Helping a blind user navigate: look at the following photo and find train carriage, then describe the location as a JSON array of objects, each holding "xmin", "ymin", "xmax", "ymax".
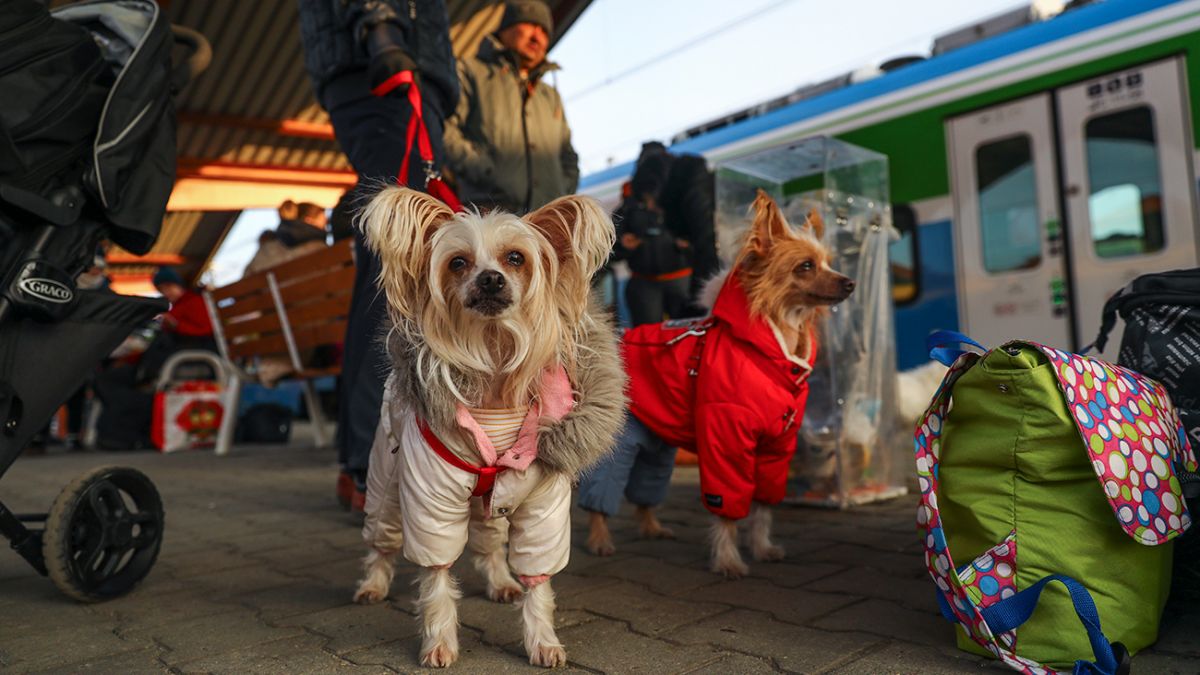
[{"xmin": 580, "ymin": 0, "xmax": 1200, "ymax": 368}]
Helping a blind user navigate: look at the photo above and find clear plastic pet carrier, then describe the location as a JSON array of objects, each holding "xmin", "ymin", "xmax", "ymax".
[{"xmin": 714, "ymin": 136, "xmax": 904, "ymax": 507}]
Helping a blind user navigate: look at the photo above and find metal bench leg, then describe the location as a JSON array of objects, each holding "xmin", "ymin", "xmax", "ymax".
[
  {"xmin": 216, "ymin": 372, "xmax": 241, "ymax": 457},
  {"xmin": 303, "ymin": 379, "xmax": 330, "ymax": 447}
]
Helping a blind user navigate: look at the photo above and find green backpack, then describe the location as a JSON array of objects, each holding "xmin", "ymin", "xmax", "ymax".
[{"xmin": 916, "ymin": 333, "xmax": 1197, "ymax": 674}]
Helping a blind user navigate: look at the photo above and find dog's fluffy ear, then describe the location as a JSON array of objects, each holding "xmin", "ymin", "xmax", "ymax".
[
  {"xmin": 747, "ymin": 189, "xmax": 792, "ymax": 255},
  {"xmin": 804, "ymin": 209, "xmax": 825, "ymax": 240},
  {"xmin": 356, "ymin": 186, "xmax": 454, "ymax": 319},
  {"xmin": 525, "ymin": 195, "xmax": 616, "ymax": 280}
]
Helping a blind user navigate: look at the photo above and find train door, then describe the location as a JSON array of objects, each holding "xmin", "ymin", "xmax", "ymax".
[
  {"xmin": 1056, "ymin": 57, "xmax": 1200, "ymax": 359},
  {"xmin": 947, "ymin": 94, "xmax": 1072, "ymax": 349}
]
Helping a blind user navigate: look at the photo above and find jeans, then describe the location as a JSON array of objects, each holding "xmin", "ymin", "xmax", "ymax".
[
  {"xmin": 327, "ymin": 86, "xmax": 446, "ymax": 480},
  {"xmin": 576, "ymin": 415, "xmax": 677, "ymax": 516}
]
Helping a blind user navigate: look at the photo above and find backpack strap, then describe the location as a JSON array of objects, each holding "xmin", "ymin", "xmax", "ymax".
[
  {"xmin": 926, "ymin": 330, "xmax": 986, "ymax": 367},
  {"xmin": 979, "ymin": 575, "xmax": 1130, "ymax": 675}
]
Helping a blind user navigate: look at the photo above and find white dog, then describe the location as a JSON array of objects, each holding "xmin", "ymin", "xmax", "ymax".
[{"xmin": 351, "ymin": 187, "xmax": 625, "ymax": 668}]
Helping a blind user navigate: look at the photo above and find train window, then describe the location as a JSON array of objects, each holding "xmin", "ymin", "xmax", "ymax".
[
  {"xmin": 890, "ymin": 204, "xmax": 918, "ymax": 304},
  {"xmin": 1085, "ymin": 106, "xmax": 1165, "ymax": 258},
  {"xmin": 975, "ymin": 135, "xmax": 1042, "ymax": 273}
]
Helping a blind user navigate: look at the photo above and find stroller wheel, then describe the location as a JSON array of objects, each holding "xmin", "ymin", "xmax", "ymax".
[{"xmin": 42, "ymin": 466, "xmax": 164, "ymax": 602}]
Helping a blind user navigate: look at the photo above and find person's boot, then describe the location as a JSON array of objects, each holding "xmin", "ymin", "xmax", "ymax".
[
  {"xmin": 350, "ymin": 471, "xmax": 367, "ymax": 514},
  {"xmin": 336, "ymin": 470, "xmax": 354, "ymax": 510}
]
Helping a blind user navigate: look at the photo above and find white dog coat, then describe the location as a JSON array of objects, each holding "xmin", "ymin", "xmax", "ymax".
[{"xmin": 362, "ymin": 367, "xmax": 575, "ymax": 577}]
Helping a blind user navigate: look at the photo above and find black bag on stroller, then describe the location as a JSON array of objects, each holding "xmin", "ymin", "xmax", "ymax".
[
  {"xmin": 0, "ymin": 0, "xmax": 207, "ymax": 602},
  {"xmin": 1091, "ymin": 267, "xmax": 1200, "ymax": 603}
]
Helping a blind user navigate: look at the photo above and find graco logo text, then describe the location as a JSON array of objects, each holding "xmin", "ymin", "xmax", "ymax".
[{"xmin": 18, "ymin": 278, "xmax": 73, "ymax": 304}]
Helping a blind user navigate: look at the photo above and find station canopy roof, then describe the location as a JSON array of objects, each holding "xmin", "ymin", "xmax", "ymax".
[{"xmin": 56, "ymin": 0, "xmax": 591, "ymax": 290}]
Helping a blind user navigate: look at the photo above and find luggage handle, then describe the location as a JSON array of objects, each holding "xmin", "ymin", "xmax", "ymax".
[
  {"xmin": 936, "ymin": 573, "xmax": 1130, "ymax": 675},
  {"xmin": 926, "ymin": 330, "xmax": 986, "ymax": 367}
]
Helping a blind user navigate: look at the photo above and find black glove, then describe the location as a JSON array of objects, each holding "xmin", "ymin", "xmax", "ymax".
[{"xmin": 366, "ymin": 23, "xmax": 419, "ymax": 96}]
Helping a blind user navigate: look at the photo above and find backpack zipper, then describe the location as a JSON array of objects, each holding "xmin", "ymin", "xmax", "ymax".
[{"xmin": 0, "ymin": 12, "xmax": 53, "ymax": 52}]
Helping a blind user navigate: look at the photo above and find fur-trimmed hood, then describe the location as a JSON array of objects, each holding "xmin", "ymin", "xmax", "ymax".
[{"xmin": 384, "ymin": 295, "xmax": 626, "ymax": 478}]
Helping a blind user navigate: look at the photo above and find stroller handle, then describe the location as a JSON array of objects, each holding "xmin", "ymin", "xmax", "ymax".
[{"xmin": 170, "ymin": 25, "xmax": 211, "ymax": 92}]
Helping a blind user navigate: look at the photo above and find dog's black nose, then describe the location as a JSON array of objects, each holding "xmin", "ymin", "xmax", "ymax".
[
  {"xmin": 843, "ymin": 279, "xmax": 856, "ymax": 294},
  {"xmin": 477, "ymin": 270, "xmax": 506, "ymax": 295}
]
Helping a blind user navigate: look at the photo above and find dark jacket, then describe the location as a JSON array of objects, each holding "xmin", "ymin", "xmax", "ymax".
[
  {"xmin": 661, "ymin": 154, "xmax": 719, "ymax": 286},
  {"xmin": 443, "ymin": 36, "xmax": 579, "ymax": 213},
  {"xmin": 297, "ymin": 0, "xmax": 458, "ymax": 112}
]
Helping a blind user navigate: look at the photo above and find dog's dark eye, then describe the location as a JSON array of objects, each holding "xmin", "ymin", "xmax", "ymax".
[
  {"xmin": 506, "ymin": 251, "xmax": 525, "ymax": 267},
  {"xmin": 449, "ymin": 257, "xmax": 469, "ymax": 272},
  {"xmin": 795, "ymin": 261, "xmax": 815, "ymax": 274}
]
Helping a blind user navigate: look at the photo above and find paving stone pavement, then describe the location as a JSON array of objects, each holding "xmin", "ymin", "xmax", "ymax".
[{"xmin": 1, "ymin": 444, "xmax": 1198, "ymax": 674}]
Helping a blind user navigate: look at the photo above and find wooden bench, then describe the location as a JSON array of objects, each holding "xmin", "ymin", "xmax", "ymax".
[{"xmin": 202, "ymin": 239, "xmax": 355, "ymax": 455}]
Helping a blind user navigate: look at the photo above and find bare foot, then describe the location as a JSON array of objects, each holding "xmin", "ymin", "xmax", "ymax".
[
  {"xmin": 586, "ymin": 511, "xmax": 615, "ymax": 556},
  {"xmin": 635, "ymin": 505, "xmax": 675, "ymax": 540}
]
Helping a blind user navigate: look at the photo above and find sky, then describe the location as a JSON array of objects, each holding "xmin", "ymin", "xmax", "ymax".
[
  {"xmin": 548, "ymin": 0, "xmax": 1028, "ymax": 175},
  {"xmin": 208, "ymin": 0, "xmax": 1028, "ymax": 285}
]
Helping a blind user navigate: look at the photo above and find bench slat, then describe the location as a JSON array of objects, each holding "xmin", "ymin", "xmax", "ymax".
[
  {"xmin": 211, "ymin": 272, "xmax": 269, "ymax": 302},
  {"xmin": 278, "ymin": 266, "xmax": 356, "ymax": 305},
  {"xmin": 223, "ymin": 311, "xmax": 285, "ymax": 339},
  {"xmin": 280, "ymin": 297, "xmax": 350, "ymax": 330},
  {"xmin": 272, "ymin": 239, "xmax": 354, "ymax": 285}
]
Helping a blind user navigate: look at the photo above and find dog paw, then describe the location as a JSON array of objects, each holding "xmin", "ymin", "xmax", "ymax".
[
  {"xmin": 352, "ymin": 584, "xmax": 387, "ymax": 605},
  {"xmin": 712, "ymin": 558, "xmax": 749, "ymax": 580},
  {"xmin": 488, "ymin": 583, "xmax": 524, "ymax": 603},
  {"xmin": 421, "ymin": 643, "xmax": 458, "ymax": 668},
  {"xmin": 752, "ymin": 544, "xmax": 786, "ymax": 562},
  {"xmin": 529, "ymin": 644, "xmax": 567, "ymax": 668}
]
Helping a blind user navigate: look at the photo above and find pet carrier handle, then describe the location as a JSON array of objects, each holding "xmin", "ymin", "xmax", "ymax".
[
  {"xmin": 978, "ymin": 574, "xmax": 1129, "ymax": 675},
  {"xmin": 927, "ymin": 330, "xmax": 986, "ymax": 367}
]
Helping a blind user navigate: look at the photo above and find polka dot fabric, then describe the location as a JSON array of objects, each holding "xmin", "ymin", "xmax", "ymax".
[
  {"xmin": 916, "ymin": 353, "xmax": 1063, "ymax": 674},
  {"xmin": 960, "ymin": 532, "xmax": 1020, "ymax": 651},
  {"xmin": 1028, "ymin": 341, "xmax": 1197, "ymax": 545}
]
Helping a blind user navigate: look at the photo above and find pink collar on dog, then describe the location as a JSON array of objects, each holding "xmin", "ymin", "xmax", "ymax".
[{"xmin": 453, "ymin": 365, "xmax": 575, "ymax": 471}]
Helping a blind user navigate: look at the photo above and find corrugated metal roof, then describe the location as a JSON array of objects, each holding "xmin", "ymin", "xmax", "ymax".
[{"xmin": 82, "ymin": 0, "xmax": 592, "ymax": 284}]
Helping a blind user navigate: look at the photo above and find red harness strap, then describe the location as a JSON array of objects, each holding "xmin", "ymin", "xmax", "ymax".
[
  {"xmin": 417, "ymin": 419, "xmax": 506, "ymax": 498},
  {"xmin": 371, "ymin": 71, "xmax": 464, "ymax": 212}
]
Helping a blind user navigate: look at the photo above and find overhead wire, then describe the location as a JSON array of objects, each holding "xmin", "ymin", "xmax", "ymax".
[{"xmin": 563, "ymin": 0, "xmax": 804, "ymax": 102}]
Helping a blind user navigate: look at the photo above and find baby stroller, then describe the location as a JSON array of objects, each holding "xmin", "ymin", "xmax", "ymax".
[{"xmin": 0, "ymin": 0, "xmax": 208, "ymax": 601}]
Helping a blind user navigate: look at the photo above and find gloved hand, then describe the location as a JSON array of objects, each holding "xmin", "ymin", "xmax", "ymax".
[{"xmin": 366, "ymin": 22, "xmax": 419, "ymax": 96}]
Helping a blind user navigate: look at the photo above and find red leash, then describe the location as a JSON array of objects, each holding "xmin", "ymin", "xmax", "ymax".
[
  {"xmin": 372, "ymin": 71, "xmax": 464, "ymax": 212},
  {"xmin": 417, "ymin": 418, "xmax": 505, "ymax": 498}
]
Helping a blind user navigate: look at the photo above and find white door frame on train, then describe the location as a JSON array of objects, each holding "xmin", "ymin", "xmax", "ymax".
[
  {"xmin": 947, "ymin": 93, "xmax": 1072, "ymax": 350},
  {"xmin": 1057, "ymin": 55, "xmax": 1200, "ymax": 360}
]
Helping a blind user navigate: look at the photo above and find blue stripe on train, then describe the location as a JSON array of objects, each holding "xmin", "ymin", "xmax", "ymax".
[
  {"xmin": 579, "ymin": 0, "xmax": 1181, "ymax": 191},
  {"xmin": 896, "ymin": 219, "xmax": 958, "ymax": 370}
]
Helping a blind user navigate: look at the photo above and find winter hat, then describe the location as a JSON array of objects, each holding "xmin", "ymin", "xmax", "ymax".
[
  {"xmin": 498, "ymin": 0, "xmax": 553, "ymax": 36},
  {"xmin": 152, "ymin": 266, "xmax": 183, "ymax": 288}
]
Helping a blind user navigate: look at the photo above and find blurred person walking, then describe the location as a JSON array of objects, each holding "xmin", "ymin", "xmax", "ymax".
[
  {"xmin": 615, "ymin": 142, "xmax": 718, "ymax": 325},
  {"xmin": 244, "ymin": 200, "xmax": 329, "ymax": 275}
]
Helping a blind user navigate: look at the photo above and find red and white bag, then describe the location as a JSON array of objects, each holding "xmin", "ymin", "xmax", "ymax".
[{"xmin": 151, "ymin": 380, "xmax": 223, "ymax": 452}]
